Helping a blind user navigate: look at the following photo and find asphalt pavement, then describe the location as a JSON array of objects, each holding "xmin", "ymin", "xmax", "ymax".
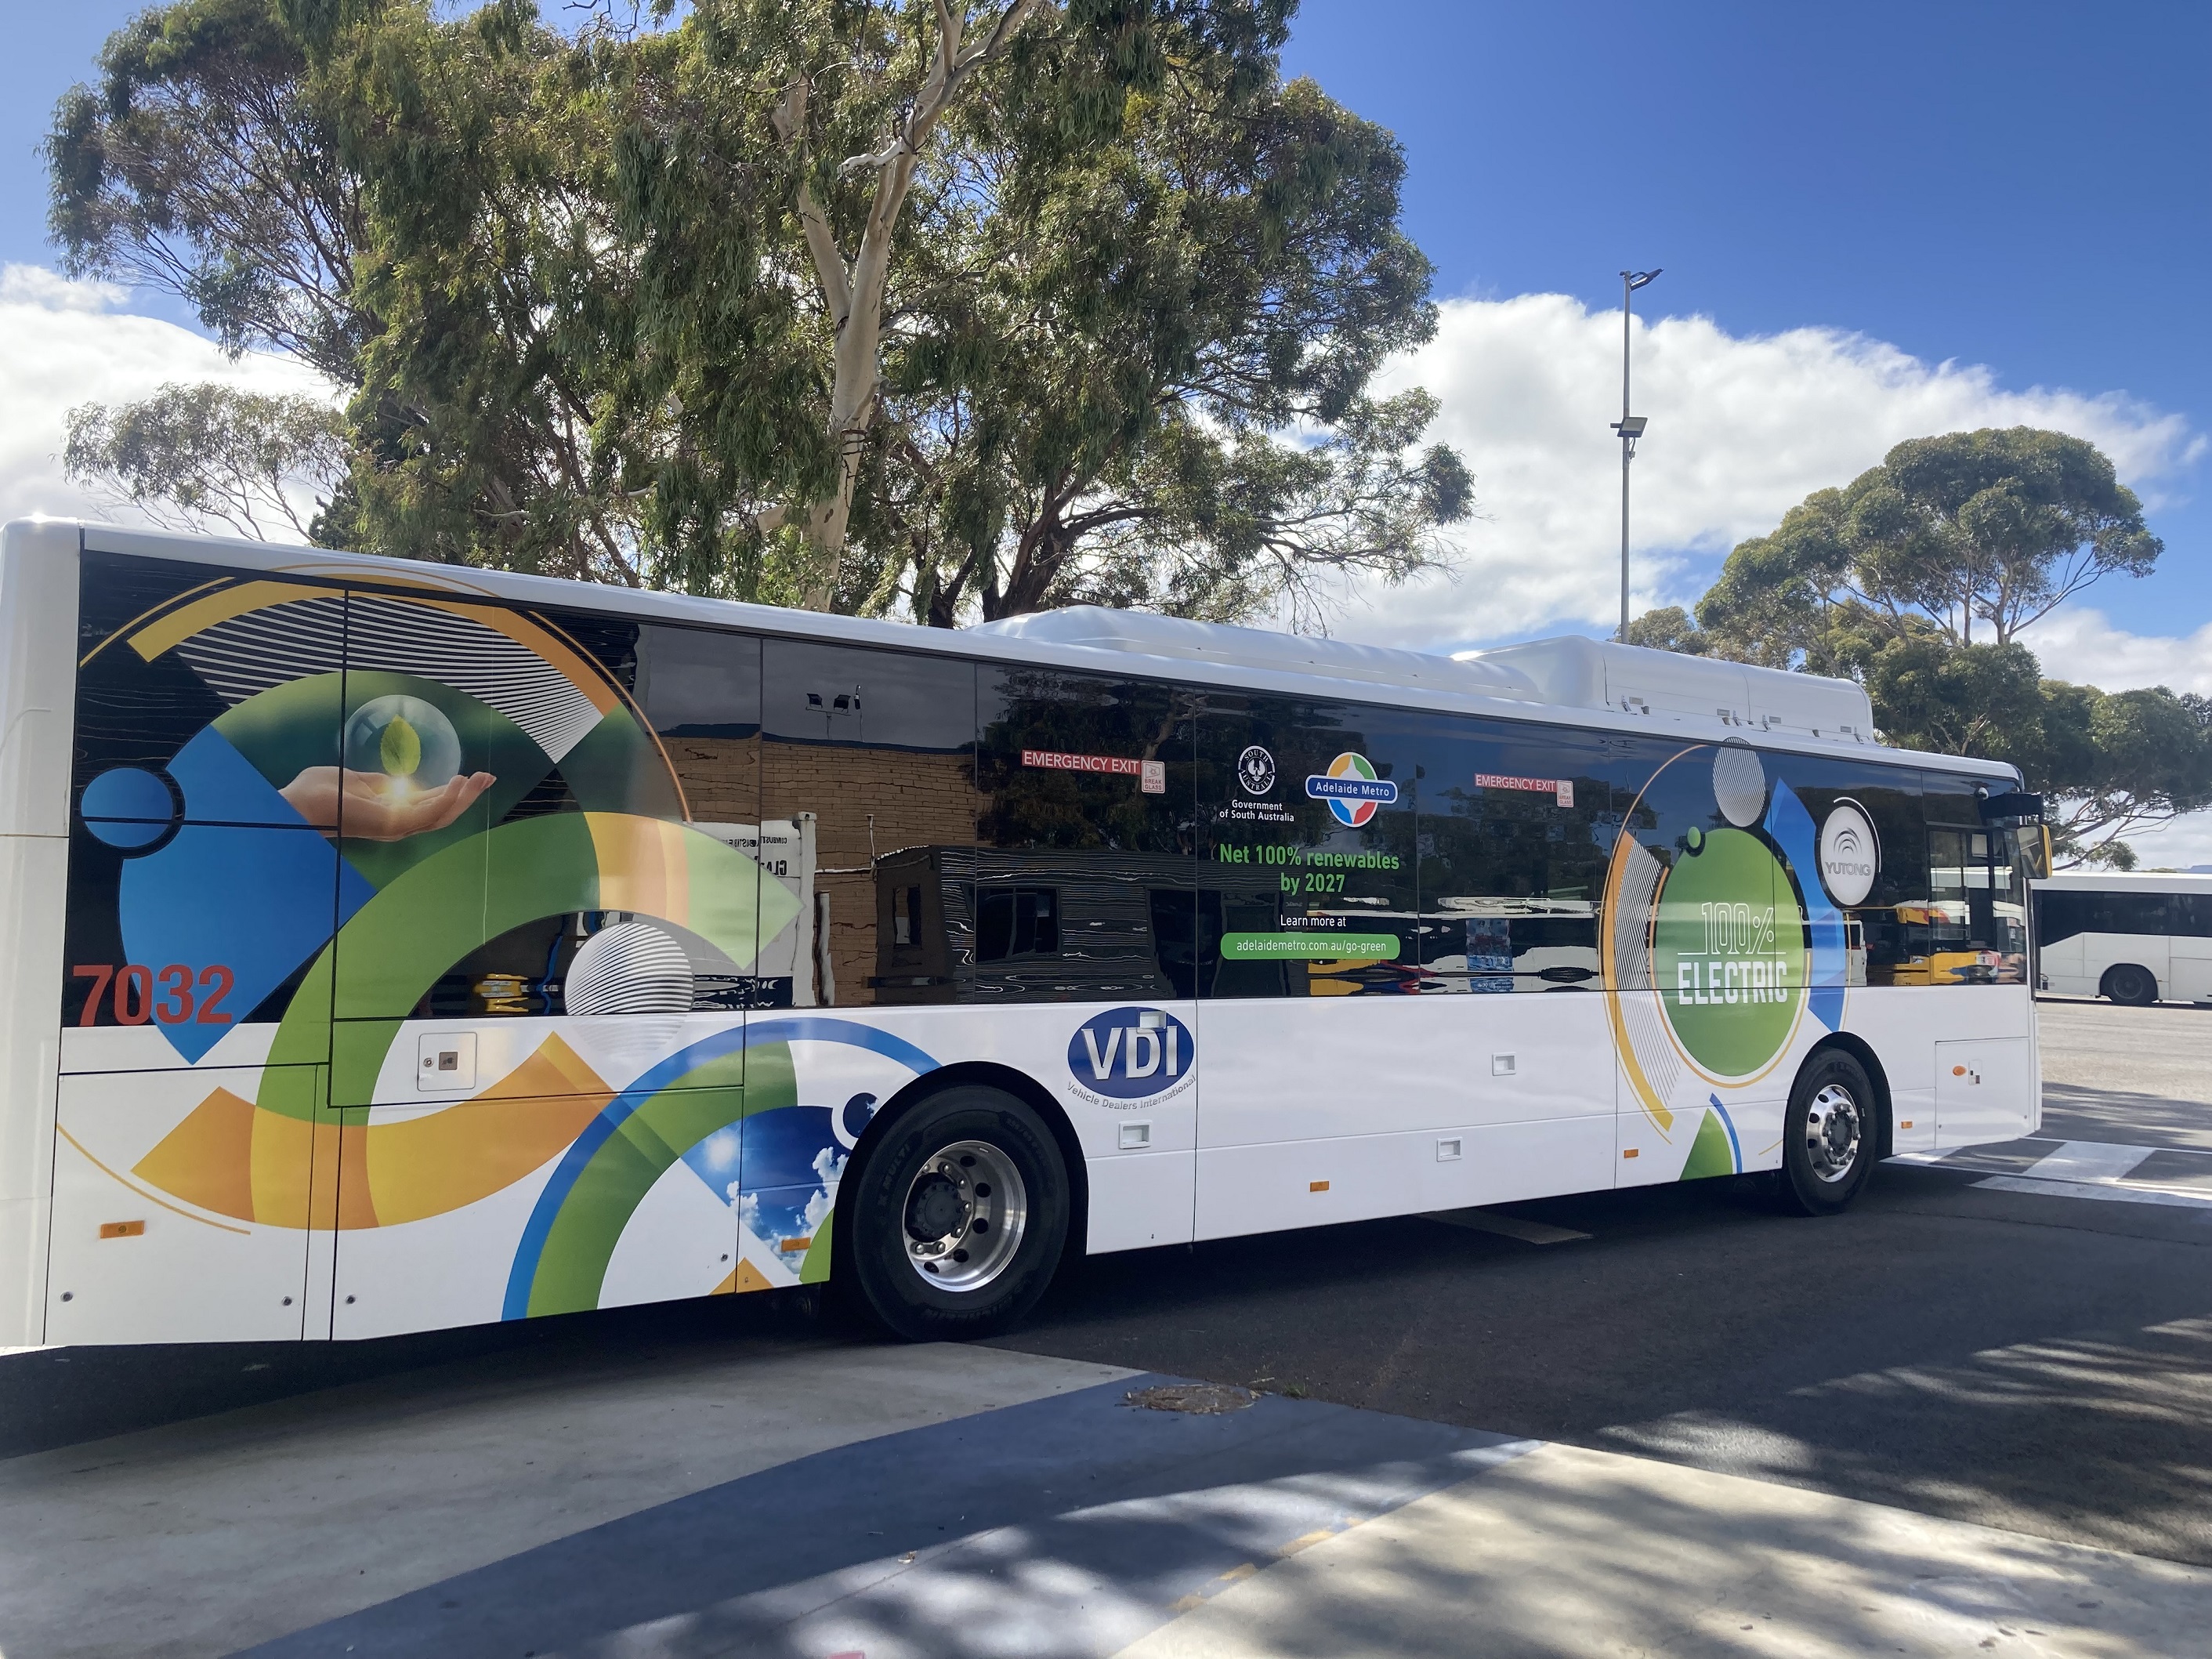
[
  {"xmin": 4, "ymin": 998, "xmax": 2211, "ymax": 1657},
  {"xmin": 994, "ymin": 998, "xmax": 2212, "ymax": 1566}
]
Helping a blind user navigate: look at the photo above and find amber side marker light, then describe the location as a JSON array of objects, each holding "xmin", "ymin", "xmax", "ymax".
[{"xmin": 99, "ymin": 1220, "xmax": 146, "ymax": 1239}]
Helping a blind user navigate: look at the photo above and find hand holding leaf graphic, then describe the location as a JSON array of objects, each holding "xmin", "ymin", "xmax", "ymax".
[{"xmin": 280, "ymin": 767, "xmax": 495, "ymax": 839}]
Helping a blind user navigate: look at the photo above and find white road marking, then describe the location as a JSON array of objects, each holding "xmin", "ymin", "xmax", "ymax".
[
  {"xmin": 1893, "ymin": 1138, "xmax": 2212, "ymax": 1209},
  {"xmin": 2018, "ymin": 1139, "xmax": 2156, "ymax": 1183},
  {"xmin": 1972, "ymin": 1175, "xmax": 2212, "ymax": 1209}
]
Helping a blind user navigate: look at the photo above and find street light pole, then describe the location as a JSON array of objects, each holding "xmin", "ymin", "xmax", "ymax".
[{"xmin": 1613, "ymin": 268, "xmax": 1660, "ymax": 643}]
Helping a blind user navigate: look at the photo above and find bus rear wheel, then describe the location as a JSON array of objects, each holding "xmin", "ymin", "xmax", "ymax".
[
  {"xmin": 1778, "ymin": 1049, "xmax": 1878, "ymax": 1216},
  {"xmin": 841, "ymin": 1085, "xmax": 1070, "ymax": 1342},
  {"xmin": 2104, "ymin": 963, "xmax": 2160, "ymax": 1007}
]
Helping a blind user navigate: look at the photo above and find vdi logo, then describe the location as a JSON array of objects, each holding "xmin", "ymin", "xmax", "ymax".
[{"xmin": 1066, "ymin": 1006, "xmax": 1195, "ymax": 1103}]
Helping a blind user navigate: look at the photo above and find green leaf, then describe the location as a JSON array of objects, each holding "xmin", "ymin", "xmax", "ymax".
[{"xmin": 379, "ymin": 714, "xmax": 420, "ymax": 777}]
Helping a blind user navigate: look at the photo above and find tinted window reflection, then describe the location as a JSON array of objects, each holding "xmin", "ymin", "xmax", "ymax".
[
  {"xmin": 969, "ymin": 666, "xmax": 1194, "ymax": 1002},
  {"xmin": 759, "ymin": 641, "xmax": 978, "ymax": 1008}
]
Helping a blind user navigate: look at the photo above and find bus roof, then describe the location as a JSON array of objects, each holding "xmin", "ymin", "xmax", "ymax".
[
  {"xmin": 13, "ymin": 517, "xmax": 2018, "ymax": 781},
  {"xmin": 2033, "ymin": 871, "xmax": 2212, "ymax": 893}
]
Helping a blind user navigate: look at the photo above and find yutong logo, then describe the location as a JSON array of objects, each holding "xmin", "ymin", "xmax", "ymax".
[
  {"xmin": 1066, "ymin": 1007, "xmax": 1195, "ymax": 1107},
  {"xmin": 1305, "ymin": 752, "xmax": 1399, "ymax": 828},
  {"xmin": 1818, "ymin": 800, "xmax": 1879, "ymax": 906}
]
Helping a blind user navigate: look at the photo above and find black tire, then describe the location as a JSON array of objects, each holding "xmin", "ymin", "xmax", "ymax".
[
  {"xmin": 1778, "ymin": 1048, "xmax": 1879, "ymax": 1216},
  {"xmin": 2105, "ymin": 963, "xmax": 2160, "ymax": 1007},
  {"xmin": 839, "ymin": 1085, "xmax": 1070, "ymax": 1341}
]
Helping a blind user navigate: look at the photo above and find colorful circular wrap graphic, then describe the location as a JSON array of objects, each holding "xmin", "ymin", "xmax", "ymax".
[
  {"xmin": 1603, "ymin": 743, "xmax": 1849, "ymax": 1168},
  {"xmin": 75, "ymin": 574, "xmax": 899, "ymax": 1322},
  {"xmin": 1651, "ymin": 826, "xmax": 1807, "ymax": 1079}
]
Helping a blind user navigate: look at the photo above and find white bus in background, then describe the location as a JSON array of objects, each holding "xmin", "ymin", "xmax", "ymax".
[
  {"xmin": 2033, "ymin": 871, "xmax": 2212, "ymax": 1006},
  {"xmin": 0, "ymin": 519, "xmax": 2045, "ymax": 1351}
]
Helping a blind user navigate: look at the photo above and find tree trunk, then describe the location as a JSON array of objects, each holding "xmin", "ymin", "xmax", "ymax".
[{"xmin": 774, "ymin": 2, "xmax": 1044, "ymax": 612}]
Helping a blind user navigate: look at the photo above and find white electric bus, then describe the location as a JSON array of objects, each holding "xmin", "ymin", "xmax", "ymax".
[
  {"xmin": 2033, "ymin": 871, "xmax": 2212, "ymax": 1005},
  {"xmin": 0, "ymin": 519, "xmax": 2044, "ymax": 1348}
]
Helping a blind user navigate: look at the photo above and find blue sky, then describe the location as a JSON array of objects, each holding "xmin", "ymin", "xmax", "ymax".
[
  {"xmin": 1276, "ymin": 0, "xmax": 2210, "ymax": 641},
  {"xmin": 2, "ymin": 2, "xmax": 2204, "ymax": 647}
]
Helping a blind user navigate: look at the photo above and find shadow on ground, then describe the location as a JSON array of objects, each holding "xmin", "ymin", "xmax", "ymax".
[
  {"xmin": 993, "ymin": 1169, "xmax": 2212, "ymax": 1564},
  {"xmin": 0, "ymin": 1286, "xmax": 867, "ymax": 1459}
]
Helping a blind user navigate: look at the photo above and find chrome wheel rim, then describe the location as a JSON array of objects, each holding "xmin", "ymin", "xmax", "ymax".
[
  {"xmin": 1804, "ymin": 1083, "xmax": 1863, "ymax": 1183},
  {"xmin": 901, "ymin": 1139, "xmax": 1027, "ymax": 1292}
]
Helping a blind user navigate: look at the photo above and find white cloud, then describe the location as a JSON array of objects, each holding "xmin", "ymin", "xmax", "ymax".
[
  {"xmin": 0, "ymin": 263, "xmax": 338, "ymax": 528},
  {"xmin": 2019, "ymin": 607, "xmax": 2212, "ymax": 698},
  {"xmin": 0, "ymin": 266, "xmax": 127, "ymax": 312},
  {"xmin": 1340, "ymin": 292, "xmax": 2205, "ymax": 652}
]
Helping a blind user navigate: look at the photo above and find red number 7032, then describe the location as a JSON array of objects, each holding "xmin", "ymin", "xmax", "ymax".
[{"xmin": 71, "ymin": 964, "xmax": 234, "ymax": 1027}]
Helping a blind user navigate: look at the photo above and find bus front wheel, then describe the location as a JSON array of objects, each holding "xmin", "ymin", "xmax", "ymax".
[
  {"xmin": 841, "ymin": 1085, "xmax": 1070, "ymax": 1341},
  {"xmin": 2103, "ymin": 964, "xmax": 2160, "ymax": 1007},
  {"xmin": 1778, "ymin": 1049, "xmax": 1878, "ymax": 1217}
]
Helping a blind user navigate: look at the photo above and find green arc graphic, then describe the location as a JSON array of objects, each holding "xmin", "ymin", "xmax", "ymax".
[{"xmin": 255, "ymin": 812, "xmax": 798, "ymax": 1118}]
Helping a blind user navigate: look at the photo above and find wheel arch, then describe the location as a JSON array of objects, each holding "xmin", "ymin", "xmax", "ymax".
[
  {"xmin": 1801, "ymin": 1031, "xmax": 1894, "ymax": 1161},
  {"xmin": 2099, "ymin": 962, "xmax": 2161, "ymax": 1004},
  {"xmin": 833, "ymin": 1060, "xmax": 1088, "ymax": 1273}
]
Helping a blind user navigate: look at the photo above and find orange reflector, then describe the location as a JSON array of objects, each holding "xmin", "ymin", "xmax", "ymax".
[
  {"xmin": 1309, "ymin": 1180, "xmax": 1330, "ymax": 1193},
  {"xmin": 1952, "ymin": 1066, "xmax": 1967, "ymax": 1076},
  {"xmin": 778, "ymin": 1237, "xmax": 813, "ymax": 1252},
  {"xmin": 1900, "ymin": 1119, "xmax": 1914, "ymax": 1129},
  {"xmin": 99, "ymin": 1220, "xmax": 146, "ymax": 1239},
  {"xmin": 1622, "ymin": 1148, "xmax": 1639, "ymax": 1160}
]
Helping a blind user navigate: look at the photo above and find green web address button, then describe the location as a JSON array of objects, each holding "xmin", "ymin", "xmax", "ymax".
[{"xmin": 1221, "ymin": 932, "xmax": 1401, "ymax": 961}]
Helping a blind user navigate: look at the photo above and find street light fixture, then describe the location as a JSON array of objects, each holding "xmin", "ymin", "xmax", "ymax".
[{"xmin": 1613, "ymin": 268, "xmax": 1661, "ymax": 643}]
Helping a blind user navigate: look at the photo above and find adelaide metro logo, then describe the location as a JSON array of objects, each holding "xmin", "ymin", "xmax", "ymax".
[
  {"xmin": 1066, "ymin": 1007, "xmax": 1195, "ymax": 1105},
  {"xmin": 1305, "ymin": 752, "xmax": 1399, "ymax": 827},
  {"xmin": 1818, "ymin": 800, "xmax": 1880, "ymax": 907}
]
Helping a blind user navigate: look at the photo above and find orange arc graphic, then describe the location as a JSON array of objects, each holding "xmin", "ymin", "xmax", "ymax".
[{"xmin": 132, "ymin": 1034, "xmax": 618, "ymax": 1230}]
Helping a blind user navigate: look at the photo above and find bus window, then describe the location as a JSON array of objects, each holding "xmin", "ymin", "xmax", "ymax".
[
  {"xmin": 2038, "ymin": 889, "xmax": 2174, "ymax": 942},
  {"xmin": 761, "ymin": 641, "xmax": 979, "ymax": 1008},
  {"xmin": 1747, "ymin": 754, "xmax": 1928, "ymax": 988},
  {"xmin": 1402, "ymin": 713, "xmax": 1614, "ymax": 994},
  {"xmin": 1924, "ymin": 826, "xmax": 2028, "ymax": 983},
  {"xmin": 971, "ymin": 665, "xmax": 1193, "ymax": 1004}
]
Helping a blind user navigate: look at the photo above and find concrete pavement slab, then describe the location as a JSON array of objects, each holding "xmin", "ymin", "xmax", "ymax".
[
  {"xmin": 1114, "ymin": 1440, "xmax": 2212, "ymax": 1659},
  {"xmin": 0, "ymin": 1336, "xmax": 1135, "ymax": 1659},
  {"xmin": 234, "ymin": 1379, "xmax": 1526, "ymax": 1659}
]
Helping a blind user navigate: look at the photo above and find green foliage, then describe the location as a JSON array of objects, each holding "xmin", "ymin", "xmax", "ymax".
[
  {"xmin": 851, "ymin": 49, "xmax": 1466, "ymax": 628},
  {"xmin": 63, "ymin": 382, "xmax": 349, "ymax": 541},
  {"xmin": 1624, "ymin": 605, "xmax": 1707, "ymax": 655},
  {"xmin": 2026, "ymin": 683, "xmax": 2212, "ymax": 863},
  {"xmin": 1858, "ymin": 636, "xmax": 2045, "ymax": 759},
  {"xmin": 48, "ymin": 0, "xmax": 1467, "ymax": 623},
  {"xmin": 47, "ymin": 0, "xmax": 367, "ymax": 382},
  {"xmin": 1698, "ymin": 426, "xmax": 2160, "ymax": 661}
]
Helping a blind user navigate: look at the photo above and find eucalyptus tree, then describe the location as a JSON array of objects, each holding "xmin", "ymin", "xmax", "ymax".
[
  {"xmin": 1696, "ymin": 426, "xmax": 2160, "ymax": 665},
  {"xmin": 49, "ymin": 0, "xmax": 1468, "ymax": 626}
]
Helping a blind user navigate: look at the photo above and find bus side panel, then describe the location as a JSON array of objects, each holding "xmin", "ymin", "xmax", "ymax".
[
  {"xmin": 1845, "ymin": 984, "xmax": 2035, "ymax": 1150},
  {"xmin": 2036, "ymin": 932, "xmax": 2091, "ymax": 997},
  {"xmin": 0, "ymin": 837, "xmax": 67, "ymax": 1348},
  {"xmin": 2082, "ymin": 932, "xmax": 2169, "ymax": 1000},
  {"xmin": 46, "ymin": 1067, "xmax": 321, "ymax": 1344},
  {"xmin": 0, "ymin": 520, "xmax": 79, "ymax": 1349},
  {"xmin": 1191, "ymin": 994, "xmax": 1616, "ymax": 1241}
]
